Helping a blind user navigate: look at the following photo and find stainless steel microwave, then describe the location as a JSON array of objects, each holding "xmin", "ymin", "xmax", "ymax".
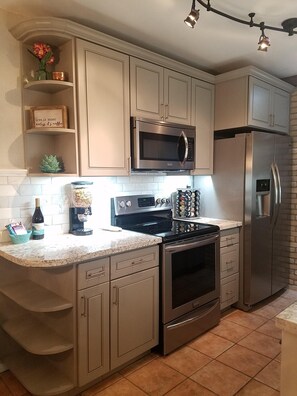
[{"xmin": 131, "ymin": 117, "xmax": 195, "ymax": 171}]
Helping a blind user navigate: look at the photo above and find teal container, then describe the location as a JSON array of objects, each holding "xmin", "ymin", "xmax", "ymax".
[{"xmin": 9, "ymin": 230, "xmax": 32, "ymax": 244}]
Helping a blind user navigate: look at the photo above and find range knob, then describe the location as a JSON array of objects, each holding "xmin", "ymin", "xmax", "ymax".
[
  {"xmin": 166, "ymin": 198, "xmax": 171, "ymax": 204},
  {"xmin": 126, "ymin": 200, "xmax": 132, "ymax": 207},
  {"xmin": 161, "ymin": 198, "xmax": 166, "ymax": 204},
  {"xmin": 118, "ymin": 200, "xmax": 126, "ymax": 208},
  {"xmin": 156, "ymin": 198, "xmax": 161, "ymax": 205}
]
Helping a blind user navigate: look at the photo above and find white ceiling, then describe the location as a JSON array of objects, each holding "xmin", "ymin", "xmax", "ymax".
[{"xmin": 2, "ymin": 0, "xmax": 297, "ymax": 82}]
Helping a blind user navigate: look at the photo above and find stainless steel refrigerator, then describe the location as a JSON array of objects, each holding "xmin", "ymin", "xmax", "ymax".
[{"xmin": 197, "ymin": 132, "xmax": 292, "ymax": 309}]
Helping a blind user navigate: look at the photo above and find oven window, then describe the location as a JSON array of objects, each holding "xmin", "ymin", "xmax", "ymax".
[{"xmin": 171, "ymin": 243, "xmax": 215, "ymax": 309}]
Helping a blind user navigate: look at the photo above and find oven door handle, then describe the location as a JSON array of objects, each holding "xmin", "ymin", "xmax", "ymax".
[{"xmin": 165, "ymin": 234, "xmax": 219, "ymax": 253}]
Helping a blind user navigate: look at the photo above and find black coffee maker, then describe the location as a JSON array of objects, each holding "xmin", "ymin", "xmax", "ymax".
[{"xmin": 69, "ymin": 181, "xmax": 93, "ymax": 235}]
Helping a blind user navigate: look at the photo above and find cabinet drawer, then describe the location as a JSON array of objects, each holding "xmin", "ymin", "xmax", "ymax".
[
  {"xmin": 111, "ymin": 246, "xmax": 159, "ymax": 280},
  {"xmin": 221, "ymin": 244, "xmax": 239, "ymax": 279},
  {"xmin": 77, "ymin": 258, "xmax": 110, "ymax": 290},
  {"xmin": 220, "ymin": 273, "xmax": 239, "ymax": 310},
  {"xmin": 220, "ymin": 228, "xmax": 239, "ymax": 248}
]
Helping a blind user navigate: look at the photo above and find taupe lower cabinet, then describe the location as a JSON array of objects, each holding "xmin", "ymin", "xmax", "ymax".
[
  {"xmin": 77, "ymin": 256, "xmax": 110, "ymax": 386},
  {"xmin": 77, "ymin": 246, "xmax": 159, "ymax": 387},
  {"xmin": 110, "ymin": 267, "xmax": 159, "ymax": 370},
  {"xmin": 76, "ymin": 39, "xmax": 130, "ymax": 176}
]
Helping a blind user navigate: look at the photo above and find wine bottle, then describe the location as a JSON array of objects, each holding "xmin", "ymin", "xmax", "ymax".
[{"xmin": 32, "ymin": 198, "xmax": 44, "ymax": 240}]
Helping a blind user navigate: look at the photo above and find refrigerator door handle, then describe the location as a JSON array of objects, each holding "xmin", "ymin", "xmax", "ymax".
[
  {"xmin": 275, "ymin": 162, "xmax": 282, "ymax": 206},
  {"xmin": 271, "ymin": 162, "xmax": 281, "ymax": 226}
]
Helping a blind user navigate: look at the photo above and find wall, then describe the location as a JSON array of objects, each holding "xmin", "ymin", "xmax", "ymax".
[
  {"xmin": 0, "ymin": 173, "xmax": 193, "ymax": 238},
  {"xmin": 0, "ymin": 9, "xmax": 25, "ymax": 169}
]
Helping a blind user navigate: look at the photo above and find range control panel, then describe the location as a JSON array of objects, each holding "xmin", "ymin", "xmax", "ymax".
[{"xmin": 112, "ymin": 194, "xmax": 172, "ymax": 216}]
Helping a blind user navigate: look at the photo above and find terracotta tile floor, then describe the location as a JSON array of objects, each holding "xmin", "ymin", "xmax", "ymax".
[{"xmin": 1, "ymin": 289, "xmax": 297, "ymax": 396}]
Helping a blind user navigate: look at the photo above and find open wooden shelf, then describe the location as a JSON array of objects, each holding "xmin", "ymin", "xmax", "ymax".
[
  {"xmin": 25, "ymin": 127, "xmax": 76, "ymax": 135},
  {"xmin": 0, "ymin": 280, "xmax": 73, "ymax": 312},
  {"xmin": 3, "ymin": 350, "xmax": 74, "ymax": 396},
  {"xmin": 24, "ymin": 80, "xmax": 74, "ymax": 93},
  {"xmin": 2, "ymin": 315, "xmax": 73, "ymax": 355}
]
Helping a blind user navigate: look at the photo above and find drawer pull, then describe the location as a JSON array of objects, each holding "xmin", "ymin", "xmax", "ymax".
[
  {"xmin": 86, "ymin": 267, "xmax": 105, "ymax": 279},
  {"xmin": 225, "ymin": 237, "xmax": 235, "ymax": 246},
  {"xmin": 112, "ymin": 286, "xmax": 119, "ymax": 305},
  {"xmin": 80, "ymin": 296, "xmax": 87, "ymax": 317},
  {"xmin": 131, "ymin": 258, "xmax": 144, "ymax": 266},
  {"xmin": 226, "ymin": 260, "xmax": 234, "ymax": 270}
]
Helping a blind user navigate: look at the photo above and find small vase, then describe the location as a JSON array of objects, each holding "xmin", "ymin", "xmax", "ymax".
[{"xmin": 35, "ymin": 66, "xmax": 47, "ymax": 81}]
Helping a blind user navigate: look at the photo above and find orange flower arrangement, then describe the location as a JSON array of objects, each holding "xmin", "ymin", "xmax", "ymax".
[{"xmin": 28, "ymin": 42, "xmax": 55, "ymax": 80}]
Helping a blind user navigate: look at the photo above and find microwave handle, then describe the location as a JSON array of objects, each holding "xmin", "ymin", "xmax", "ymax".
[{"xmin": 180, "ymin": 131, "xmax": 188, "ymax": 164}]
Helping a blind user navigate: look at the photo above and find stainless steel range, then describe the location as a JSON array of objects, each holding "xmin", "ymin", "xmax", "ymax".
[{"xmin": 111, "ymin": 194, "xmax": 220, "ymax": 354}]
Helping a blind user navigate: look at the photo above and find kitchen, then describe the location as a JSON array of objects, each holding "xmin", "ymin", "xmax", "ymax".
[{"xmin": 0, "ymin": 1, "xmax": 297, "ymax": 395}]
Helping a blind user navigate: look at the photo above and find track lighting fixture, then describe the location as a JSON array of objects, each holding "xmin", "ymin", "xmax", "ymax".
[
  {"xmin": 185, "ymin": 0, "xmax": 297, "ymax": 51},
  {"xmin": 184, "ymin": 0, "xmax": 200, "ymax": 28},
  {"xmin": 258, "ymin": 22, "xmax": 270, "ymax": 52}
]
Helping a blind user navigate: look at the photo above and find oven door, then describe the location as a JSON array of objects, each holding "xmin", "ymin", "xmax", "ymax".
[{"xmin": 162, "ymin": 232, "xmax": 220, "ymax": 324}]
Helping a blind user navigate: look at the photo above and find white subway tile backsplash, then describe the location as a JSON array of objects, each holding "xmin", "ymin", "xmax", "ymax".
[
  {"xmin": 19, "ymin": 184, "xmax": 42, "ymax": 196},
  {"xmin": 29, "ymin": 177, "xmax": 52, "ymax": 185},
  {"xmin": 0, "ymin": 207, "xmax": 21, "ymax": 221},
  {"xmin": 0, "ymin": 185, "xmax": 18, "ymax": 196},
  {"xmin": 7, "ymin": 176, "xmax": 30, "ymax": 185},
  {"xmin": 0, "ymin": 174, "xmax": 193, "ymax": 236},
  {"xmin": 0, "ymin": 197, "xmax": 9, "ymax": 208},
  {"xmin": 0, "ymin": 177, "xmax": 8, "ymax": 184},
  {"xmin": 41, "ymin": 184, "xmax": 65, "ymax": 195}
]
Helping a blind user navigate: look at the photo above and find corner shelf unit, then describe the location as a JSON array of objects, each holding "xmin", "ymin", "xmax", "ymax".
[
  {"xmin": 3, "ymin": 351, "xmax": 74, "ymax": 396},
  {"xmin": 0, "ymin": 262, "xmax": 76, "ymax": 396},
  {"xmin": 21, "ymin": 35, "xmax": 79, "ymax": 176}
]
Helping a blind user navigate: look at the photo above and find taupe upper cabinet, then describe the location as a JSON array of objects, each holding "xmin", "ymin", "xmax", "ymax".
[
  {"xmin": 130, "ymin": 58, "xmax": 192, "ymax": 125},
  {"xmin": 191, "ymin": 79, "xmax": 215, "ymax": 175},
  {"xmin": 76, "ymin": 39, "xmax": 130, "ymax": 176},
  {"xmin": 215, "ymin": 67, "xmax": 293, "ymax": 135}
]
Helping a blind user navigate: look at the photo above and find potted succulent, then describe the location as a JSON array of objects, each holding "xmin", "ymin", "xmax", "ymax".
[{"xmin": 40, "ymin": 154, "xmax": 63, "ymax": 173}]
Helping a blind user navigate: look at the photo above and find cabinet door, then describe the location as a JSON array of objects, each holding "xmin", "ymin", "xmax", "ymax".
[
  {"xmin": 130, "ymin": 57, "xmax": 164, "ymax": 120},
  {"xmin": 110, "ymin": 267, "xmax": 159, "ymax": 370},
  {"xmin": 272, "ymin": 87, "xmax": 290, "ymax": 134},
  {"xmin": 191, "ymin": 78, "xmax": 214, "ymax": 175},
  {"xmin": 164, "ymin": 69, "xmax": 191, "ymax": 125},
  {"xmin": 77, "ymin": 283, "xmax": 109, "ymax": 386},
  {"xmin": 76, "ymin": 39, "xmax": 130, "ymax": 176},
  {"xmin": 248, "ymin": 77, "xmax": 271, "ymax": 129}
]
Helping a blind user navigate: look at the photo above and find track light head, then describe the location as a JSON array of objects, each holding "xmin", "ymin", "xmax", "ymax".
[
  {"xmin": 258, "ymin": 22, "xmax": 271, "ymax": 51},
  {"xmin": 184, "ymin": 0, "xmax": 200, "ymax": 28}
]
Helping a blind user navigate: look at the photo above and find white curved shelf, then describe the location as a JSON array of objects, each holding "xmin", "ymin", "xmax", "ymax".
[
  {"xmin": 3, "ymin": 350, "xmax": 74, "ymax": 396},
  {"xmin": 0, "ymin": 280, "xmax": 73, "ymax": 312},
  {"xmin": 25, "ymin": 127, "xmax": 76, "ymax": 135},
  {"xmin": 2, "ymin": 315, "xmax": 73, "ymax": 355},
  {"xmin": 24, "ymin": 80, "xmax": 74, "ymax": 93}
]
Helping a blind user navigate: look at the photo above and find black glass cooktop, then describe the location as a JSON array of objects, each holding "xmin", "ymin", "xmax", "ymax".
[{"xmin": 118, "ymin": 216, "xmax": 219, "ymax": 243}]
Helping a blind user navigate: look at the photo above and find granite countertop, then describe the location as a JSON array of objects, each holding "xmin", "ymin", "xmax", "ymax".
[
  {"xmin": 0, "ymin": 229, "xmax": 162, "ymax": 268},
  {"xmin": 178, "ymin": 217, "xmax": 242, "ymax": 231},
  {"xmin": 276, "ymin": 301, "xmax": 297, "ymax": 334}
]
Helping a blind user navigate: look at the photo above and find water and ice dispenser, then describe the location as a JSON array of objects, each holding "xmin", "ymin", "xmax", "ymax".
[{"xmin": 256, "ymin": 179, "xmax": 270, "ymax": 217}]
